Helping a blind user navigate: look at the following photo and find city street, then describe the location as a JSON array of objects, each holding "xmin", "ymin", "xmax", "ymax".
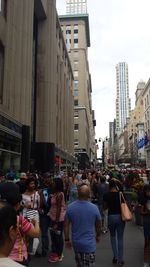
[{"xmin": 30, "ymin": 219, "xmax": 144, "ymax": 267}]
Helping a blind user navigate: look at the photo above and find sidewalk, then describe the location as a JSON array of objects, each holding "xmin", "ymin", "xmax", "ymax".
[{"xmin": 30, "ymin": 220, "xmax": 144, "ymax": 267}]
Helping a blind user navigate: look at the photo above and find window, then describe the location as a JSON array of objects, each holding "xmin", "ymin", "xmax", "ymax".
[
  {"xmin": 74, "ymin": 90, "xmax": 78, "ymax": 97},
  {"xmin": 0, "ymin": 0, "xmax": 7, "ymax": 17},
  {"xmin": 66, "ymin": 29, "xmax": 71, "ymax": 35},
  {"xmin": 74, "ymin": 39, "xmax": 78, "ymax": 48},
  {"xmin": 74, "ymin": 71, "xmax": 78, "ymax": 77},
  {"xmin": 74, "ymin": 80, "xmax": 78, "ymax": 89},
  {"xmin": 74, "ymin": 39, "xmax": 78, "ymax": 43},
  {"xmin": 0, "ymin": 41, "xmax": 4, "ymax": 103},
  {"xmin": 74, "ymin": 111, "xmax": 79, "ymax": 118},
  {"xmin": 74, "ymin": 139, "xmax": 79, "ymax": 146},
  {"xmin": 74, "ymin": 124, "xmax": 79, "ymax": 131},
  {"xmin": 74, "ymin": 29, "xmax": 78, "ymax": 34},
  {"xmin": 74, "ymin": 80, "xmax": 78, "ymax": 97},
  {"xmin": 74, "ymin": 100, "xmax": 78, "ymax": 106}
]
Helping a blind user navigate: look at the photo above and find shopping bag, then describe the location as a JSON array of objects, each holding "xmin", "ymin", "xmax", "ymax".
[
  {"xmin": 32, "ymin": 238, "xmax": 40, "ymax": 255},
  {"xmin": 119, "ymin": 192, "xmax": 132, "ymax": 221}
]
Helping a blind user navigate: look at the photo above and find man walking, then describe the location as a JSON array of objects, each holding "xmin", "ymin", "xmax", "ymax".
[{"xmin": 64, "ymin": 184, "xmax": 101, "ymax": 267}]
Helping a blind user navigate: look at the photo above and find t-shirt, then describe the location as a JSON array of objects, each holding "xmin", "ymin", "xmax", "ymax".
[
  {"xmin": 9, "ymin": 216, "xmax": 32, "ymax": 262},
  {"xmin": 65, "ymin": 200, "xmax": 101, "ymax": 253},
  {"xmin": 48, "ymin": 192, "xmax": 66, "ymax": 222},
  {"xmin": 0, "ymin": 258, "xmax": 24, "ymax": 267},
  {"xmin": 103, "ymin": 192, "xmax": 121, "ymax": 215}
]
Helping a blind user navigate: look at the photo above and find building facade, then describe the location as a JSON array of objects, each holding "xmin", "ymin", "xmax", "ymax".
[
  {"xmin": 66, "ymin": 0, "xmax": 87, "ymax": 14},
  {"xmin": 116, "ymin": 62, "xmax": 131, "ymax": 133},
  {"xmin": 0, "ymin": 0, "xmax": 75, "ymax": 172},
  {"xmin": 143, "ymin": 79, "xmax": 150, "ymax": 167},
  {"xmin": 59, "ymin": 11, "xmax": 96, "ymax": 169}
]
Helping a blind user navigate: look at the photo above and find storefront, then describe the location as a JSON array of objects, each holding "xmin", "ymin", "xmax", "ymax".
[{"xmin": 0, "ymin": 114, "xmax": 22, "ymax": 171}]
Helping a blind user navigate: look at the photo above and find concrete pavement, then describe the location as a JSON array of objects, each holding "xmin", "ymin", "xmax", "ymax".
[{"xmin": 30, "ymin": 218, "xmax": 144, "ymax": 267}]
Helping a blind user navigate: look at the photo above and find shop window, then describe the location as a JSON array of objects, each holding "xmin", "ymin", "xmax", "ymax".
[{"xmin": 0, "ymin": 0, "xmax": 7, "ymax": 18}]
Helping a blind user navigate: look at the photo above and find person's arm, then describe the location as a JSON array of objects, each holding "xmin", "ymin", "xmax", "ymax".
[
  {"xmin": 64, "ymin": 218, "xmax": 72, "ymax": 249},
  {"xmin": 95, "ymin": 219, "xmax": 101, "ymax": 242},
  {"xmin": 26, "ymin": 219, "xmax": 40, "ymax": 238},
  {"xmin": 55, "ymin": 193, "xmax": 63, "ymax": 222}
]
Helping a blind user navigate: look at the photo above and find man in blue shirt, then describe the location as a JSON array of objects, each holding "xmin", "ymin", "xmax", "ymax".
[{"xmin": 64, "ymin": 184, "xmax": 101, "ymax": 267}]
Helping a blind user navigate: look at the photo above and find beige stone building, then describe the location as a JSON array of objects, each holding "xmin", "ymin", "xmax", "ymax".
[
  {"xmin": 59, "ymin": 14, "xmax": 96, "ymax": 169},
  {"xmin": 143, "ymin": 79, "xmax": 150, "ymax": 167},
  {"xmin": 125, "ymin": 81, "xmax": 145, "ymax": 166},
  {"xmin": 0, "ymin": 0, "xmax": 75, "ymax": 172}
]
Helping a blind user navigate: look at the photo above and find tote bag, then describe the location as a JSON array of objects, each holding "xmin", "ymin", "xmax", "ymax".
[{"xmin": 119, "ymin": 192, "xmax": 132, "ymax": 222}]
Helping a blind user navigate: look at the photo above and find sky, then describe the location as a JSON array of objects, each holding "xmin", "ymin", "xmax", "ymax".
[{"xmin": 56, "ymin": 0, "xmax": 150, "ymax": 142}]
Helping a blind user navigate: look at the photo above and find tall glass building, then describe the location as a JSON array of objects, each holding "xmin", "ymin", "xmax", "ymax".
[{"xmin": 116, "ymin": 62, "xmax": 131, "ymax": 133}]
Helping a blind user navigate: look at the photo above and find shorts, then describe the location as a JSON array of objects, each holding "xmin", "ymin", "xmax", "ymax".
[
  {"xmin": 143, "ymin": 222, "xmax": 150, "ymax": 239},
  {"xmin": 75, "ymin": 251, "xmax": 95, "ymax": 267}
]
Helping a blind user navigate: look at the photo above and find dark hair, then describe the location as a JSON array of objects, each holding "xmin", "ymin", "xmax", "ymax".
[
  {"xmin": 25, "ymin": 177, "xmax": 38, "ymax": 189},
  {"xmin": 81, "ymin": 173, "xmax": 87, "ymax": 180},
  {"xmin": 100, "ymin": 176, "xmax": 106, "ymax": 183},
  {"xmin": 53, "ymin": 178, "xmax": 64, "ymax": 192},
  {"xmin": 0, "ymin": 201, "xmax": 17, "ymax": 247},
  {"xmin": 0, "ymin": 182, "xmax": 22, "ymax": 206},
  {"xmin": 109, "ymin": 179, "xmax": 118, "ymax": 189}
]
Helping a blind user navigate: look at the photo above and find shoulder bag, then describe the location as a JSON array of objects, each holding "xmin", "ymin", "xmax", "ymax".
[{"xmin": 119, "ymin": 192, "xmax": 132, "ymax": 222}]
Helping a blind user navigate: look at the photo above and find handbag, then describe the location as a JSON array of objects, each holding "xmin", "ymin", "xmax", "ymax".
[
  {"xmin": 26, "ymin": 209, "xmax": 39, "ymax": 222},
  {"xmin": 26, "ymin": 192, "xmax": 39, "ymax": 222},
  {"xmin": 119, "ymin": 192, "xmax": 132, "ymax": 221}
]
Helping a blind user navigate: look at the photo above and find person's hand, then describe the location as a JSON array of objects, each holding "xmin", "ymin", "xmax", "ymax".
[
  {"xmin": 65, "ymin": 240, "xmax": 72, "ymax": 249},
  {"xmin": 31, "ymin": 218, "xmax": 37, "ymax": 225}
]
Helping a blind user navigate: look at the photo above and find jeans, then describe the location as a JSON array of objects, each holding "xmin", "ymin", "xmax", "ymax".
[
  {"xmin": 108, "ymin": 214, "xmax": 125, "ymax": 262},
  {"xmin": 50, "ymin": 221, "xmax": 64, "ymax": 256},
  {"xmin": 40, "ymin": 214, "xmax": 50, "ymax": 254}
]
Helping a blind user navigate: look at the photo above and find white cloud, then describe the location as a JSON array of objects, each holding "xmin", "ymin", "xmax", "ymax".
[{"xmin": 56, "ymin": 0, "xmax": 150, "ymax": 139}]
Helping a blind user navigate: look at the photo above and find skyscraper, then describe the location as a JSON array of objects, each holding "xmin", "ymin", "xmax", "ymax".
[
  {"xmin": 116, "ymin": 62, "xmax": 131, "ymax": 133},
  {"xmin": 66, "ymin": 0, "xmax": 87, "ymax": 15}
]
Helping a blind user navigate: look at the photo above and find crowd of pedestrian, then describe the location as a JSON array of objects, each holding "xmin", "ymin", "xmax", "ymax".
[{"xmin": 0, "ymin": 168, "xmax": 149, "ymax": 267}]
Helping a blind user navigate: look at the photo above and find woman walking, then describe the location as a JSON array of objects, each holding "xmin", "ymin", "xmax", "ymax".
[
  {"xmin": 48, "ymin": 178, "xmax": 66, "ymax": 263},
  {"xmin": 103, "ymin": 179, "xmax": 125, "ymax": 266}
]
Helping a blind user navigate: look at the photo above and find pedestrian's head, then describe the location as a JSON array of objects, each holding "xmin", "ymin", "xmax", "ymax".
[
  {"xmin": 25, "ymin": 177, "xmax": 38, "ymax": 192},
  {"xmin": 81, "ymin": 173, "xmax": 87, "ymax": 180},
  {"xmin": 43, "ymin": 173, "xmax": 53, "ymax": 186},
  {"xmin": 0, "ymin": 201, "xmax": 17, "ymax": 256},
  {"xmin": 143, "ymin": 184, "xmax": 150, "ymax": 198},
  {"xmin": 20, "ymin": 172, "xmax": 28, "ymax": 180},
  {"xmin": 100, "ymin": 176, "xmax": 106, "ymax": 183},
  {"xmin": 0, "ymin": 182, "xmax": 22, "ymax": 208},
  {"xmin": 53, "ymin": 178, "xmax": 64, "ymax": 193},
  {"xmin": 78, "ymin": 184, "xmax": 90, "ymax": 200}
]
